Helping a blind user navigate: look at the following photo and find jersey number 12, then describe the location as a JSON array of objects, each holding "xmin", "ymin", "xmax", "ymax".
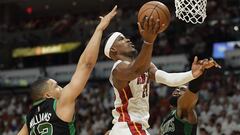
[{"xmin": 30, "ymin": 122, "xmax": 53, "ymax": 135}]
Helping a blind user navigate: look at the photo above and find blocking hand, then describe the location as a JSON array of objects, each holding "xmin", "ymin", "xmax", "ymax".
[{"xmin": 96, "ymin": 5, "xmax": 117, "ymax": 31}]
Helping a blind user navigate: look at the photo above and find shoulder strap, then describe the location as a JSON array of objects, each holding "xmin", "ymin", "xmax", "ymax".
[
  {"xmin": 109, "ymin": 60, "xmax": 122, "ymax": 84},
  {"xmin": 53, "ymin": 99, "xmax": 57, "ymax": 112},
  {"xmin": 32, "ymin": 99, "xmax": 46, "ymax": 106}
]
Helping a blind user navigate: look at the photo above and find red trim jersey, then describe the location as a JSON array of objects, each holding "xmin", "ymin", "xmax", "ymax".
[{"xmin": 110, "ymin": 60, "xmax": 150, "ymax": 129}]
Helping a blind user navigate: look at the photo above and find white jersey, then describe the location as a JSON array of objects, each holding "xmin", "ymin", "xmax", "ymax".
[{"xmin": 110, "ymin": 60, "xmax": 150, "ymax": 129}]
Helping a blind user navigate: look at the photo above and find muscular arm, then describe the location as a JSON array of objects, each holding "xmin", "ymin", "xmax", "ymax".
[
  {"xmin": 114, "ymin": 17, "xmax": 160, "ymax": 81},
  {"xmin": 113, "ymin": 42, "xmax": 153, "ymax": 81},
  {"xmin": 176, "ymin": 90, "xmax": 198, "ymax": 124},
  {"xmin": 176, "ymin": 72, "xmax": 206, "ymax": 124},
  {"xmin": 17, "ymin": 124, "xmax": 28, "ymax": 135},
  {"xmin": 149, "ymin": 63, "xmax": 194, "ymax": 87},
  {"xmin": 149, "ymin": 56, "xmax": 217, "ymax": 87},
  {"xmin": 56, "ymin": 7, "xmax": 117, "ymax": 122},
  {"xmin": 176, "ymin": 58, "xmax": 220, "ymax": 124},
  {"xmin": 62, "ymin": 25, "xmax": 104, "ymax": 99}
]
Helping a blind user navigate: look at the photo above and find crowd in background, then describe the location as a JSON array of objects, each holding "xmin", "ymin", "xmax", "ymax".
[
  {"xmin": 0, "ymin": 0, "xmax": 240, "ymax": 69},
  {"xmin": 1, "ymin": 71, "xmax": 240, "ymax": 135},
  {"xmin": 0, "ymin": 0, "xmax": 240, "ymax": 134}
]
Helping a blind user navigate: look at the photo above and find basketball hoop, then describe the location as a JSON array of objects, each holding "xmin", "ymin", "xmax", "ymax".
[{"xmin": 175, "ymin": 0, "xmax": 207, "ymax": 24}]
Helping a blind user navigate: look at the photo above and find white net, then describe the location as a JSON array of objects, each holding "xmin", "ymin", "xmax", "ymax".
[{"xmin": 175, "ymin": 0, "xmax": 207, "ymax": 24}]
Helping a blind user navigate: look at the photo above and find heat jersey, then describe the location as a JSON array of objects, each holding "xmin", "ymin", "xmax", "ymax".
[
  {"xmin": 110, "ymin": 60, "xmax": 150, "ymax": 129},
  {"xmin": 26, "ymin": 98, "xmax": 76, "ymax": 135}
]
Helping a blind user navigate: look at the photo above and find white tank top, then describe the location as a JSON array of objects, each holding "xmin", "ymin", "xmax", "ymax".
[{"xmin": 110, "ymin": 60, "xmax": 150, "ymax": 129}]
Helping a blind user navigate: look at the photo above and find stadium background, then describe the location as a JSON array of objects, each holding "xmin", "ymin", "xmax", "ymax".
[{"xmin": 0, "ymin": 0, "xmax": 240, "ymax": 134}]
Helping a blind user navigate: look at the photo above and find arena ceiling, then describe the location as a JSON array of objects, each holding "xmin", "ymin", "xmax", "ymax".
[{"xmin": 1, "ymin": 0, "xmax": 146, "ymax": 15}]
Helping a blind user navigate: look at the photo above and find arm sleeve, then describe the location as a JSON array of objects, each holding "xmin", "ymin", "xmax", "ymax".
[
  {"xmin": 188, "ymin": 71, "xmax": 206, "ymax": 93},
  {"xmin": 155, "ymin": 70, "xmax": 195, "ymax": 87}
]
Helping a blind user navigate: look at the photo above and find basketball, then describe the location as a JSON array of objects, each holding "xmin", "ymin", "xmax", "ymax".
[{"xmin": 138, "ymin": 1, "xmax": 171, "ymax": 33}]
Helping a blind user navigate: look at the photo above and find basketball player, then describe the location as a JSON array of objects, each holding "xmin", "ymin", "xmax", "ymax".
[
  {"xmin": 160, "ymin": 58, "xmax": 220, "ymax": 135},
  {"xmin": 104, "ymin": 16, "xmax": 219, "ymax": 134},
  {"xmin": 17, "ymin": 6, "xmax": 117, "ymax": 135}
]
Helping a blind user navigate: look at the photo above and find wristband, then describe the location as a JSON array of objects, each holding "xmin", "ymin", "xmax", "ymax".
[{"xmin": 143, "ymin": 40, "xmax": 153, "ymax": 45}]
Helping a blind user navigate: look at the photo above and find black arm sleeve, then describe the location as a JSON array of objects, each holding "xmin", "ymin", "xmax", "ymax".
[{"xmin": 188, "ymin": 72, "xmax": 206, "ymax": 93}]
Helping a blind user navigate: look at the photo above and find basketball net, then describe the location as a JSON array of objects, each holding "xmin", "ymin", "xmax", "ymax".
[{"xmin": 175, "ymin": 0, "xmax": 207, "ymax": 24}]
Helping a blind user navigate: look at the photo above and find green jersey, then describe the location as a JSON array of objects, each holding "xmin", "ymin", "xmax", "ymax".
[
  {"xmin": 26, "ymin": 98, "xmax": 76, "ymax": 135},
  {"xmin": 160, "ymin": 110, "xmax": 197, "ymax": 135}
]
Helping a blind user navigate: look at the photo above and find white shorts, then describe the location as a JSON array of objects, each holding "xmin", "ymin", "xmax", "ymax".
[{"xmin": 109, "ymin": 122, "xmax": 150, "ymax": 135}]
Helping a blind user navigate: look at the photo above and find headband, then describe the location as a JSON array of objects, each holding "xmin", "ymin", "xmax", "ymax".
[{"xmin": 104, "ymin": 32, "xmax": 124, "ymax": 58}]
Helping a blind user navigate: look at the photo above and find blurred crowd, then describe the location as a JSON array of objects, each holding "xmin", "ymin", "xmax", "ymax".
[
  {"xmin": 1, "ymin": 71, "xmax": 240, "ymax": 135},
  {"xmin": 0, "ymin": 0, "xmax": 240, "ymax": 134},
  {"xmin": 0, "ymin": 0, "xmax": 240, "ymax": 69}
]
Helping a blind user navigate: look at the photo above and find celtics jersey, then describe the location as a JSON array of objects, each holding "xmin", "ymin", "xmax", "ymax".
[
  {"xmin": 160, "ymin": 110, "xmax": 197, "ymax": 135},
  {"xmin": 26, "ymin": 98, "xmax": 76, "ymax": 135}
]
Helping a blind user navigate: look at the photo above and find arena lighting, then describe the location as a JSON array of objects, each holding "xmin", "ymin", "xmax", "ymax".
[
  {"xmin": 12, "ymin": 42, "xmax": 80, "ymax": 58},
  {"xmin": 234, "ymin": 26, "xmax": 239, "ymax": 31},
  {"xmin": 25, "ymin": 6, "xmax": 33, "ymax": 14},
  {"xmin": 44, "ymin": 4, "xmax": 49, "ymax": 10},
  {"xmin": 213, "ymin": 41, "xmax": 240, "ymax": 59},
  {"xmin": 72, "ymin": 1, "xmax": 77, "ymax": 6}
]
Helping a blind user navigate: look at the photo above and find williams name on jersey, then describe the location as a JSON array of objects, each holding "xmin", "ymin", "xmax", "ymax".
[{"xmin": 30, "ymin": 112, "xmax": 52, "ymax": 128}]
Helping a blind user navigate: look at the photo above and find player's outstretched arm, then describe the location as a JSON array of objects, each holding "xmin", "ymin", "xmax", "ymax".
[
  {"xmin": 149, "ymin": 63, "xmax": 194, "ymax": 87},
  {"xmin": 62, "ymin": 6, "xmax": 117, "ymax": 100},
  {"xmin": 17, "ymin": 124, "xmax": 28, "ymax": 135},
  {"xmin": 149, "ymin": 56, "xmax": 218, "ymax": 87},
  {"xmin": 56, "ymin": 6, "xmax": 117, "ymax": 122},
  {"xmin": 113, "ymin": 17, "xmax": 159, "ymax": 81},
  {"xmin": 176, "ymin": 58, "xmax": 220, "ymax": 124}
]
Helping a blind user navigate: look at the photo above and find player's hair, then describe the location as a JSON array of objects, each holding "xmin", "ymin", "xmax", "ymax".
[{"xmin": 29, "ymin": 78, "xmax": 50, "ymax": 101}]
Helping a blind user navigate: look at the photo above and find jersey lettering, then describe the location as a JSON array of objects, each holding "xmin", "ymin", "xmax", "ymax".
[
  {"xmin": 30, "ymin": 113, "xmax": 52, "ymax": 128},
  {"xmin": 137, "ymin": 74, "xmax": 146, "ymax": 84},
  {"xmin": 27, "ymin": 99, "xmax": 76, "ymax": 135},
  {"xmin": 161, "ymin": 117, "xmax": 175, "ymax": 134},
  {"xmin": 111, "ymin": 61, "xmax": 150, "ymax": 128},
  {"xmin": 30, "ymin": 122, "xmax": 53, "ymax": 135}
]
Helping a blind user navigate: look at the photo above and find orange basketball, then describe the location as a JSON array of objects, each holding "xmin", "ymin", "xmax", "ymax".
[{"xmin": 138, "ymin": 1, "xmax": 171, "ymax": 33}]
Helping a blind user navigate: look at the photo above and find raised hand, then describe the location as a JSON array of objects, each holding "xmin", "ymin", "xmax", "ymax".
[
  {"xmin": 191, "ymin": 56, "xmax": 205, "ymax": 78},
  {"xmin": 203, "ymin": 57, "xmax": 221, "ymax": 69},
  {"xmin": 96, "ymin": 5, "xmax": 117, "ymax": 31},
  {"xmin": 137, "ymin": 16, "xmax": 160, "ymax": 43},
  {"xmin": 192, "ymin": 56, "xmax": 221, "ymax": 78}
]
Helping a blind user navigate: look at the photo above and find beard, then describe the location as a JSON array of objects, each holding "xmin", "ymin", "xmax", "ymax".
[
  {"xmin": 168, "ymin": 96, "xmax": 180, "ymax": 108},
  {"xmin": 122, "ymin": 49, "xmax": 138, "ymax": 59}
]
